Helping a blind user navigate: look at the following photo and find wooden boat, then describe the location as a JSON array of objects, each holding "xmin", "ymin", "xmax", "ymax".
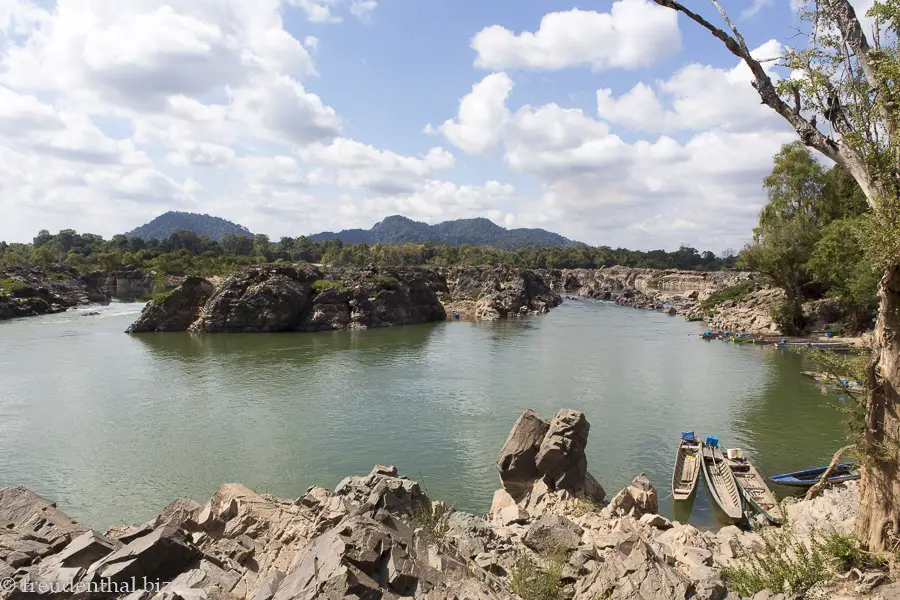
[
  {"xmin": 769, "ymin": 462, "xmax": 860, "ymax": 488},
  {"xmin": 672, "ymin": 432, "xmax": 702, "ymax": 501},
  {"xmin": 726, "ymin": 450, "xmax": 783, "ymax": 524},
  {"xmin": 700, "ymin": 437, "xmax": 743, "ymax": 521}
]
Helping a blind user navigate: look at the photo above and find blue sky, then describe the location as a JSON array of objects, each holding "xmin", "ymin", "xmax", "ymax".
[{"xmin": 0, "ymin": 0, "xmax": 856, "ymax": 250}]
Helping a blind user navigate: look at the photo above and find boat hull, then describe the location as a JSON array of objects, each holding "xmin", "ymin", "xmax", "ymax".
[
  {"xmin": 769, "ymin": 462, "xmax": 860, "ymax": 488},
  {"xmin": 672, "ymin": 439, "xmax": 701, "ymax": 501},
  {"xmin": 728, "ymin": 457, "xmax": 783, "ymax": 524},
  {"xmin": 700, "ymin": 442, "xmax": 743, "ymax": 521}
]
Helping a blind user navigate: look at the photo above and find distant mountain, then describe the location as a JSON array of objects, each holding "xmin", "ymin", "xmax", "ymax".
[
  {"xmin": 310, "ymin": 216, "xmax": 581, "ymax": 250},
  {"xmin": 126, "ymin": 211, "xmax": 252, "ymax": 241}
]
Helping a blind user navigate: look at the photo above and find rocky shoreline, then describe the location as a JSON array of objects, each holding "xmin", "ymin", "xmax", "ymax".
[
  {"xmin": 126, "ymin": 264, "xmax": 563, "ymax": 334},
  {"xmin": 0, "ymin": 262, "xmax": 846, "ymax": 337},
  {"xmin": 0, "ymin": 408, "xmax": 886, "ymax": 600}
]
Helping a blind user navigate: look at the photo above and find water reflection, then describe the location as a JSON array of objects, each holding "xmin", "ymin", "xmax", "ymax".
[{"xmin": 0, "ymin": 300, "xmax": 848, "ymax": 530}]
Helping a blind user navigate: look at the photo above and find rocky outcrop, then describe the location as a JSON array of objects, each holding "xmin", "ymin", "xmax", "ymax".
[
  {"xmin": 0, "ymin": 410, "xmax": 884, "ymax": 600},
  {"xmin": 444, "ymin": 266, "xmax": 562, "ymax": 319},
  {"xmin": 0, "ymin": 265, "xmax": 110, "ymax": 321},
  {"xmin": 127, "ymin": 264, "xmax": 449, "ymax": 334},
  {"xmin": 497, "ymin": 409, "xmax": 605, "ymax": 503},
  {"xmin": 685, "ymin": 287, "xmax": 784, "ymax": 334},
  {"xmin": 125, "ymin": 277, "xmax": 215, "ymax": 333},
  {"xmin": 191, "ymin": 264, "xmax": 322, "ymax": 333},
  {"xmin": 542, "ymin": 267, "xmax": 750, "ymax": 307}
]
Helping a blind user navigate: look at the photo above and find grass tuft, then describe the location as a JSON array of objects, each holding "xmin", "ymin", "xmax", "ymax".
[
  {"xmin": 700, "ymin": 282, "xmax": 753, "ymax": 311},
  {"xmin": 409, "ymin": 502, "xmax": 449, "ymax": 539},
  {"xmin": 311, "ymin": 279, "xmax": 346, "ymax": 294},
  {"xmin": 508, "ymin": 553, "xmax": 565, "ymax": 600}
]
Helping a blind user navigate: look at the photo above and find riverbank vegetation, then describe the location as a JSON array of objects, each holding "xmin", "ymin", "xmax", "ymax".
[
  {"xmin": 652, "ymin": 0, "xmax": 900, "ymax": 559},
  {"xmin": 0, "ymin": 229, "xmax": 739, "ymax": 276},
  {"xmin": 738, "ymin": 143, "xmax": 877, "ymax": 334}
]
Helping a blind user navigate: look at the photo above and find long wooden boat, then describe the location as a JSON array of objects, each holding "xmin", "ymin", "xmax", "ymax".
[
  {"xmin": 672, "ymin": 432, "xmax": 702, "ymax": 501},
  {"xmin": 769, "ymin": 462, "xmax": 860, "ymax": 488},
  {"xmin": 726, "ymin": 452, "xmax": 783, "ymax": 524},
  {"xmin": 700, "ymin": 438, "xmax": 743, "ymax": 521}
]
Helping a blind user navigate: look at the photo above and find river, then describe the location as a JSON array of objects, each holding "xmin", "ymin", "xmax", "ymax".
[{"xmin": 0, "ymin": 299, "xmax": 848, "ymax": 529}]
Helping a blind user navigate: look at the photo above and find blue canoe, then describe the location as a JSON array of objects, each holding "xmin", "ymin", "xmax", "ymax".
[{"xmin": 768, "ymin": 462, "xmax": 860, "ymax": 488}]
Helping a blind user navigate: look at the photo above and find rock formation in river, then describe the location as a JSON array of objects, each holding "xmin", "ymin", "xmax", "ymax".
[
  {"xmin": 127, "ymin": 264, "xmax": 450, "ymax": 333},
  {"xmin": 0, "ymin": 265, "xmax": 111, "ymax": 321},
  {"xmin": 0, "ymin": 409, "xmax": 882, "ymax": 600},
  {"xmin": 444, "ymin": 266, "xmax": 562, "ymax": 320}
]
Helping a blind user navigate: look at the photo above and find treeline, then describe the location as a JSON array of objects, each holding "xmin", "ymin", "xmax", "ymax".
[
  {"xmin": 739, "ymin": 142, "xmax": 877, "ymax": 333},
  {"xmin": 0, "ymin": 228, "xmax": 738, "ymax": 277}
]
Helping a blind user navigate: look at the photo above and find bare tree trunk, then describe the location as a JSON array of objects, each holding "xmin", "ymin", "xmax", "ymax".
[{"xmin": 856, "ymin": 264, "xmax": 900, "ymax": 552}]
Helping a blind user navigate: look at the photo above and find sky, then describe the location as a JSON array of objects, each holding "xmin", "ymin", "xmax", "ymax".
[{"xmin": 0, "ymin": 0, "xmax": 874, "ymax": 250}]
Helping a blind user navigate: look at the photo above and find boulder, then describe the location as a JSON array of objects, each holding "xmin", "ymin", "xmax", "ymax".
[
  {"xmin": 606, "ymin": 474, "xmax": 658, "ymax": 518},
  {"xmin": 535, "ymin": 409, "xmax": 590, "ymax": 494},
  {"xmin": 522, "ymin": 514, "xmax": 583, "ymax": 554},
  {"xmin": 86, "ymin": 523, "xmax": 200, "ymax": 585},
  {"xmin": 126, "ymin": 277, "xmax": 214, "ymax": 333},
  {"xmin": 496, "ymin": 409, "xmax": 550, "ymax": 500}
]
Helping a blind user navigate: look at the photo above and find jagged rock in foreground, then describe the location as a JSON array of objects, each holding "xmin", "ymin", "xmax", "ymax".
[
  {"xmin": 126, "ymin": 264, "xmax": 450, "ymax": 334},
  {"xmin": 497, "ymin": 409, "xmax": 605, "ymax": 503},
  {"xmin": 0, "ymin": 411, "xmax": 883, "ymax": 600}
]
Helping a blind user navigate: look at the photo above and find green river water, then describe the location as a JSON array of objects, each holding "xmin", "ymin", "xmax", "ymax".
[{"xmin": 0, "ymin": 299, "xmax": 848, "ymax": 529}]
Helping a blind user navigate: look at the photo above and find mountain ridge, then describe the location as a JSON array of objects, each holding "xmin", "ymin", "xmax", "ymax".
[
  {"xmin": 310, "ymin": 215, "xmax": 582, "ymax": 250},
  {"xmin": 126, "ymin": 212, "xmax": 252, "ymax": 242}
]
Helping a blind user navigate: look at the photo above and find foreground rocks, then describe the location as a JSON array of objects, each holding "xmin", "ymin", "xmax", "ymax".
[
  {"xmin": 0, "ymin": 265, "xmax": 111, "ymax": 321},
  {"xmin": 0, "ymin": 408, "xmax": 884, "ymax": 600}
]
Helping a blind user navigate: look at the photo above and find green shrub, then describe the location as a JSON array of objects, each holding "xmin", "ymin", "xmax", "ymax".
[
  {"xmin": 409, "ymin": 502, "xmax": 449, "ymax": 539},
  {"xmin": 771, "ymin": 298, "xmax": 806, "ymax": 335},
  {"xmin": 818, "ymin": 530, "xmax": 886, "ymax": 572},
  {"xmin": 0, "ymin": 279, "xmax": 37, "ymax": 297},
  {"xmin": 700, "ymin": 282, "xmax": 753, "ymax": 311},
  {"xmin": 441, "ymin": 291, "xmax": 451, "ymax": 302},
  {"xmin": 468, "ymin": 292, "xmax": 481, "ymax": 301},
  {"xmin": 46, "ymin": 271, "xmax": 72, "ymax": 280},
  {"xmin": 509, "ymin": 553, "xmax": 565, "ymax": 600},
  {"xmin": 377, "ymin": 276, "xmax": 400, "ymax": 290},
  {"xmin": 311, "ymin": 279, "xmax": 345, "ymax": 294},
  {"xmin": 721, "ymin": 526, "xmax": 830, "ymax": 597},
  {"xmin": 152, "ymin": 291, "xmax": 173, "ymax": 306}
]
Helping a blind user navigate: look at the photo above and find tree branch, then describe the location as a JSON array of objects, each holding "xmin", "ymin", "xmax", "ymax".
[
  {"xmin": 805, "ymin": 445, "xmax": 854, "ymax": 500},
  {"xmin": 823, "ymin": 0, "xmax": 894, "ymax": 139},
  {"xmin": 650, "ymin": 0, "xmax": 842, "ymax": 163}
]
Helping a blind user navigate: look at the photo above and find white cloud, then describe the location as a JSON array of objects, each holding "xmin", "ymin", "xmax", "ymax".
[
  {"xmin": 439, "ymin": 73, "xmax": 513, "ymax": 154},
  {"xmin": 471, "ymin": 0, "xmax": 680, "ymax": 71},
  {"xmin": 299, "ymin": 138, "xmax": 455, "ymax": 194},
  {"xmin": 596, "ymin": 40, "xmax": 784, "ymax": 133},
  {"xmin": 288, "ymin": 0, "xmax": 343, "ymax": 24},
  {"xmin": 228, "ymin": 75, "xmax": 342, "ymax": 145},
  {"xmin": 350, "ymin": 0, "xmax": 377, "ymax": 19},
  {"xmin": 742, "ymin": 0, "xmax": 773, "ymax": 19}
]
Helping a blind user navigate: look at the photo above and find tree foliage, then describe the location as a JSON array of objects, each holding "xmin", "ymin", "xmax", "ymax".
[{"xmin": 0, "ymin": 227, "xmax": 740, "ymax": 276}]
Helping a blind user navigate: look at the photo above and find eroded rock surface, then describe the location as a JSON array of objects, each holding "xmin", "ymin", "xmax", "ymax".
[
  {"xmin": 497, "ymin": 409, "xmax": 605, "ymax": 504},
  {"xmin": 126, "ymin": 264, "xmax": 449, "ymax": 334}
]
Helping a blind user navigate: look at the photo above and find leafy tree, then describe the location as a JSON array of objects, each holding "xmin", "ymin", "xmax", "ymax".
[
  {"xmin": 808, "ymin": 217, "xmax": 879, "ymax": 331},
  {"xmin": 758, "ymin": 142, "xmax": 827, "ymax": 231},
  {"xmin": 650, "ymin": 0, "xmax": 900, "ymax": 552}
]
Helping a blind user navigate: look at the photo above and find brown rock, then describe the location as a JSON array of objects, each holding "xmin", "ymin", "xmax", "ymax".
[{"xmin": 496, "ymin": 409, "xmax": 550, "ymax": 500}]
